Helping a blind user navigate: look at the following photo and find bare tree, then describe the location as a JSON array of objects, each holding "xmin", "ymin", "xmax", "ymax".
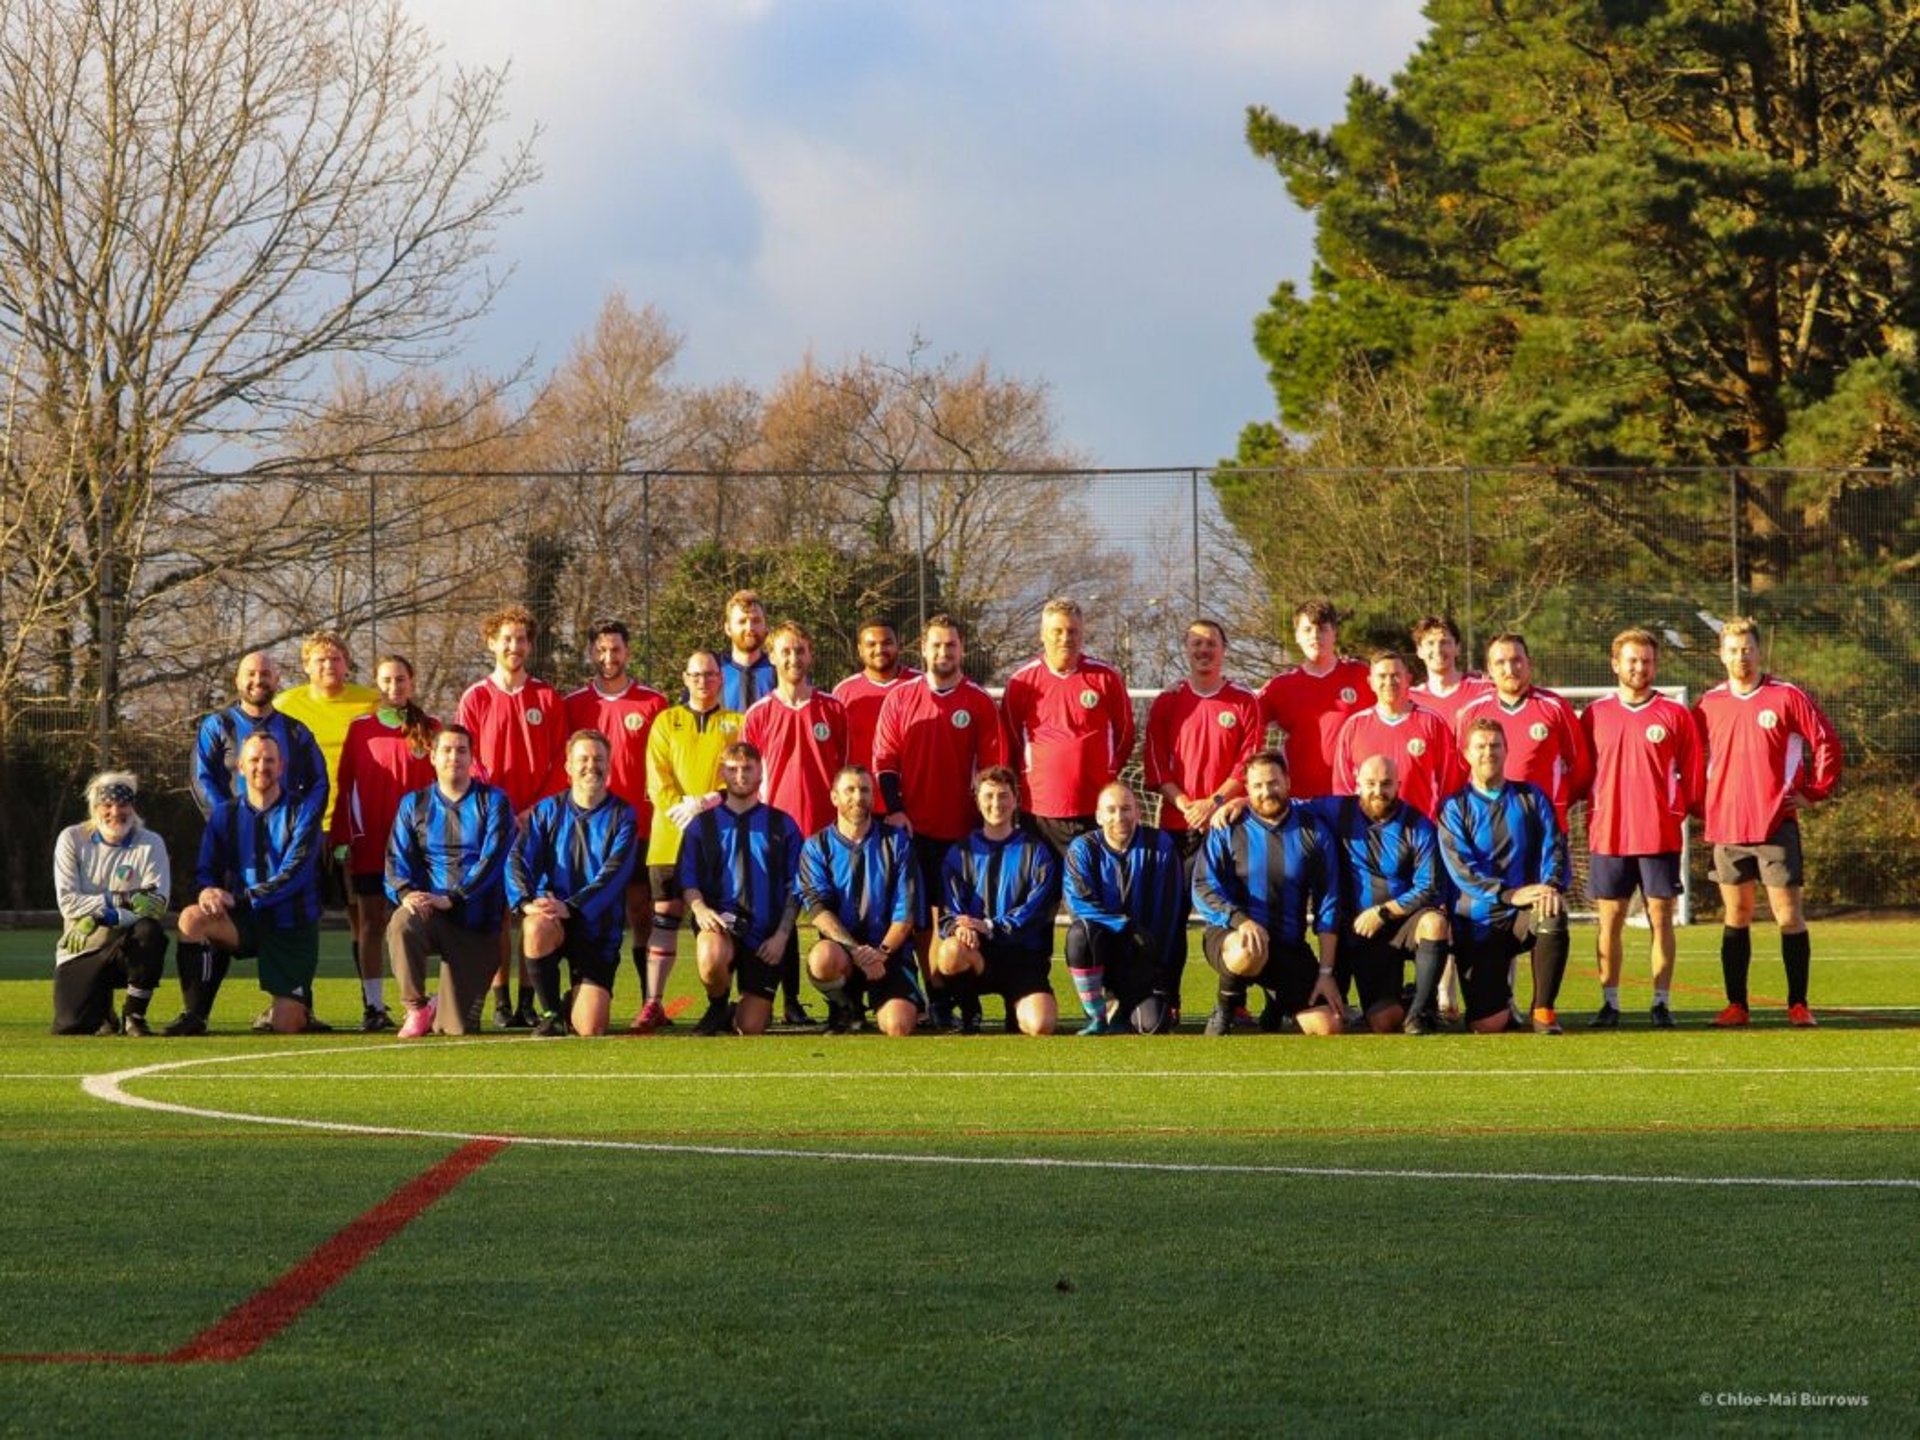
[{"xmin": 0, "ymin": 0, "xmax": 538, "ymax": 754}]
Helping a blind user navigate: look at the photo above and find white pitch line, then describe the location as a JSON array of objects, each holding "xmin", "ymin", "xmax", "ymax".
[
  {"xmin": 75, "ymin": 1046, "xmax": 1920, "ymax": 1192},
  {"xmin": 121, "ymin": 1065, "xmax": 1920, "ymax": 1081}
]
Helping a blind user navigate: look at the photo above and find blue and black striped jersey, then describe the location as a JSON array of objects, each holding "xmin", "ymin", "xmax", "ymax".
[
  {"xmin": 386, "ymin": 781, "xmax": 515, "ymax": 931},
  {"xmin": 720, "ymin": 652, "xmax": 775, "ymax": 713},
  {"xmin": 509, "ymin": 791, "xmax": 640, "ymax": 956},
  {"xmin": 1192, "ymin": 804, "xmax": 1337, "ymax": 946},
  {"xmin": 797, "ymin": 823, "xmax": 918, "ymax": 947},
  {"xmin": 1435, "ymin": 780, "xmax": 1568, "ymax": 940},
  {"xmin": 939, "ymin": 828, "xmax": 1060, "ymax": 953},
  {"xmin": 191, "ymin": 705, "xmax": 328, "ymax": 819},
  {"xmin": 1064, "ymin": 824, "xmax": 1186, "ymax": 969},
  {"xmin": 1310, "ymin": 795, "xmax": 1446, "ymax": 921},
  {"xmin": 677, "ymin": 801, "xmax": 803, "ymax": 950},
  {"xmin": 196, "ymin": 789, "xmax": 324, "ymax": 930}
]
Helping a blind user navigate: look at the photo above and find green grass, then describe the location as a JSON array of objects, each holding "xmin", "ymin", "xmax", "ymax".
[{"xmin": 0, "ymin": 922, "xmax": 1913, "ymax": 1437}]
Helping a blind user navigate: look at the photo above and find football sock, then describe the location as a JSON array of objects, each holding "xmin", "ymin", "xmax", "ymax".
[
  {"xmin": 1653, "ymin": 987, "xmax": 1671, "ymax": 1008},
  {"xmin": 814, "ymin": 971, "xmax": 848, "ymax": 1005},
  {"xmin": 1601, "ymin": 985, "xmax": 1620, "ymax": 1009},
  {"xmin": 780, "ymin": 935, "xmax": 801, "ymax": 1007},
  {"xmin": 178, "ymin": 943, "xmax": 228, "ymax": 1017},
  {"xmin": 1720, "ymin": 926, "xmax": 1752, "ymax": 1005},
  {"xmin": 646, "ymin": 912, "xmax": 680, "ymax": 1003},
  {"xmin": 123, "ymin": 986, "xmax": 152, "ymax": 1019},
  {"xmin": 491, "ymin": 983, "xmax": 511, "ymax": 1013},
  {"xmin": 526, "ymin": 954, "xmax": 564, "ymax": 1016},
  {"xmin": 1068, "ymin": 966, "xmax": 1107, "ymax": 1022},
  {"xmin": 361, "ymin": 977, "xmax": 384, "ymax": 1009},
  {"xmin": 1215, "ymin": 976, "xmax": 1246, "ymax": 1011},
  {"xmin": 1408, "ymin": 939, "xmax": 1447, "ymax": 1018},
  {"xmin": 1531, "ymin": 925, "xmax": 1570, "ymax": 1011},
  {"xmin": 1782, "ymin": 929, "xmax": 1811, "ymax": 1006}
]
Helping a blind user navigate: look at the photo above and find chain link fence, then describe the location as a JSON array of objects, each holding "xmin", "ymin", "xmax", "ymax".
[{"xmin": 2, "ymin": 465, "xmax": 1912, "ymax": 912}]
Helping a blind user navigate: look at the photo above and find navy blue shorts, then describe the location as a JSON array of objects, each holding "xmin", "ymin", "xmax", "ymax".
[{"xmin": 1588, "ymin": 852, "xmax": 1682, "ymax": 901}]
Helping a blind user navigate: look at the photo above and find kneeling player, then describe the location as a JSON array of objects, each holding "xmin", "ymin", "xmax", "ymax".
[
  {"xmin": 933, "ymin": 767, "xmax": 1060, "ymax": 1036},
  {"xmin": 1314, "ymin": 755, "xmax": 1450, "ymax": 1033},
  {"xmin": 678, "ymin": 743, "xmax": 802, "ymax": 1036},
  {"xmin": 1436, "ymin": 720, "xmax": 1571, "ymax": 1033},
  {"xmin": 510, "ymin": 730, "xmax": 640, "ymax": 1037},
  {"xmin": 1193, "ymin": 750, "xmax": 1343, "ymax": 1035},
  {"xmin": 1062, "ymin": 782, "xmax": 1185, "ymax": 1034},
  {"xmin": 798, "ymin": 767, "xmax": 922, "ymax": 1035},
  {"xmin": 52, "ymin": 772, "xmax": 171, "ymax": 1035}
]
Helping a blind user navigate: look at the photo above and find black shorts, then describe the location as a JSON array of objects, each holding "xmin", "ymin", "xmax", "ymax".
[
  {"xmin": 546, "ymin": 918, "xmax": 621, "ymax": 992},
  {"xmin": 1201, "ymin": 927, "xmax": 1323, "ymax": 1015},
  {"xmin": 1064, "ymin": 919, "xmax": 1160, "ymax": 1007},
  {"xmin": 1588, "ymin": 852, "xmax": 1683, "ymax": 902},
  {"xmin": 1453, "ymin": 921, "xmax": 1534, "ymax": 1022},
  {"xmin": 1710, "ymin": 821, "xmax": 1803, "ymax": 889},
  {"xmin": 849, "ymin": 951, "xmax": 927, "ymax": 1011},
  {"xmin": 350, "ymin": 872, "xmax": 386, "ymax": 898},
  {"xmin": 1028, "ymin": 813, "xmax": 1095, "ymax": 863},
  {"xmin": 648, "ymin": 863, "xmax": 683, "ymax": 900},
  {"xmin": 1343, "ymin": 932, "xmax": 1411, "ymax": 1013},
  {"xmin": 979, "ymin": 940, "xmax": 1052, "ymax": 1002},
  {"xmin": 732, "ymin": 938, "xmax": 782, "ymax": 1002},
  {"xmin": 910, "ymin": 834, "xmax": 954, "ymax": 928},
  {"xmin": 319, "ymin": 847, "xmax": 351, "ymax": 907}
]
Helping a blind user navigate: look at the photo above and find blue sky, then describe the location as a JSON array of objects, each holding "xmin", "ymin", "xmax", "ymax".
[{"xmin": 407, "ymin": 0, "xmax": 1431, "ymax": 465}]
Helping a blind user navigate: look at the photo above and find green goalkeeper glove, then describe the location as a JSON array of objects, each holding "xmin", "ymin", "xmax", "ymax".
[
  {"xmin": 59, "ymin": 917, "xmax": 99, "ymax": 953},
  {"xmin": 128, "ymin": 892, "xmax": 167, "ymax": 920}
]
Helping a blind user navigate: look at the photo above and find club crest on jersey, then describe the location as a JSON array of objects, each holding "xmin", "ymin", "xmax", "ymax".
[
  {"xmin": 1218, "ymin": 711, "xmax": 1238, "ymax": 728},
  {"xmin": 1758, "ymin": 710, "xmax": 1779, "ymax": 730},
  {"xmin": 812, "ymin": 721, "xmax": 832, "ymax": 741},
  {"xmin": 623, "ymin": 713, "xmax": 644, "ymax": 732},
  {"xmin": 114, "ymin": 864, "xmax": 134, "ymax": 883},
  {"xmin": 1646, "ymin": 724, "xmax": 1668, "ymax": 744},
  {"xmin": 720, "ymin": 718, "xmax": 739, "ymax": 735},
  {"xmin": 1339, "ymin": 687, "xmax": 1359, "ymax": 704},
  {"xmin": 1407, "ymin": 739, "xmax": 1427, "ymax": 757},
  {"xmin": 526, "ymin": 708, "xmax": 544, "ymax": 726},
  {"xmin": 1529, "ymin": 722, "xmax": 1550, "ymax": 741},
  {"xmin": 1078, "ymin": 688, "xmax": 1100, "ymax": 709},
  {"xmin": 952, "ymin": 710, "xmax": 972, "ymax": 729}
]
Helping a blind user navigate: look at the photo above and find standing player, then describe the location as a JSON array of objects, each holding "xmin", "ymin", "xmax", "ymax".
[
  {"xmin": 832, "ymin": 618, "xmax": 918, "ymax": 815},
  {"xmin": 639, "ymin": 652, "xmax": 742, "ymax": 1032},
  {"xmin": 872, "ymin": 614, "xmax": 1008, "ymax": 1024},
  {"xmin": 1331, "ymin": 650, "xmax": 1466, "ymax": 820},
  {"xmin": 934, "ymin": 767, "xmax": 1061, "ymax": 1036},
  {"xmin": 719, "ymin": 589, "xmax": 776, "ymax": 713},
  {"xmin": 1455, "ymin": 633, "xmax": 1593, "ymax": 829},
  {"xmin": 1409, "ymin": 614, "xmax": 1491, "ymax": 731},
  {"xmin": 510, "ymin": 730, "xmax": 641, "ymax": 1038},
  {"xmin": 1436, "ymin": 719, "xmax": 1572, "ymax": 1034},
  {"xmin": 742, "ymin": 621, "xmax": 847, "ymax": 1025},
  {"xmin": 178, "ymin": 733, "xmax": 325, "ymax": 1035},
  {"xmin": 1000, "ymin": 597, "xmax": 1135, "ymax": 860},
  {"xmin": 1192, "ymin": 750, "xmax": 1344, "ymax": 1036},
  {"xmin": 678, "ymin": 742, "xmax": 804, "ymax": 1037},
  {"xmin": 1580, "ymin": 629, "xmax": 1703, "ymax": 1028},
  {"xmin": 563, "ymin": 620, "xmax": 668, "ymax": 1018},
  {"xmin": 385, "ymin": 725, "xmax": 516, "ymax": 1037},
  {"xmin": 1693, "ymin": 618, "xmax": 1843, "ymax": 1027},
  {"xmin": 331, "ymin": 654, "xmax": 438, "ymax": 1031},
  {"xmin": 1258, "ymin": 599, "xmax": 1370, "ymax": 801},
  {"xmin": 458, "ymin": 604, "xmax": 568, "ymax": 1029},
  {"xmin": 1314, "ymin": 755, "xmax": 1450, "ymax": 1033},
  {"xmin": 52, "ymin": 772, "xmax": 171, "ymax": 1036},
  {"xmin": 1062, "ymin": 783, "xmax": 1186, "ymax": 1034},
  {"xmin": 797, "ymin": 766, "xmax": 922, "ymax": 1036}
]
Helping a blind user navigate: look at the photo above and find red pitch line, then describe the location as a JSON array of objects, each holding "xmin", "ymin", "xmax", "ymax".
[{"xmin": 0, "ymin": 1139, "xmax": 507, "ymax": 1366}]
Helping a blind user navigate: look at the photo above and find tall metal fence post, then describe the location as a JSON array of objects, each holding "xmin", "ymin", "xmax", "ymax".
[
  {"xmin": 1190, "ymin": 468, "xmax": 1202, "ymax": 620},
  {"xmin": 95, "ymin": 467, "xmax": 116, "ymax": 768},
  {"xmin": 915, "ymin": 471, "xmax": 928, "ymax": 635},
  {"xmin": 367, "ymin": 471, "xmax": 379, "ymax": 657},
  {"xmin": 1462, "ymin": 468, "xmax": 1477, "ymax": 658},
  {"xmin": 641, "ymin": 470, "xmax": 653, "ymax": 679},
  {"xmin": 1728, "ymin": 469, "xmax": 1743, "ymax": 619}
]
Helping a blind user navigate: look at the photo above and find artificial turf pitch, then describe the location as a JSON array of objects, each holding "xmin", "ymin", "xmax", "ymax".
[{"xmin": 0, "ymin": 922, "xmax": 1913, "ymax": 1437}]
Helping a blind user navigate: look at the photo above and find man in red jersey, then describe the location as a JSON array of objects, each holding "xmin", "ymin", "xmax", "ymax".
[
  {"xmin": 873, "ymin": 614, "xmax": 1007, "ymax": 1024},
  {"xmin": 832, "ymin": 618, "xmax": 917, "ymax": 816},
  {"xmin": 1693, "ymin": 618, "xmax": 1842, "ymax": 1028},
  {"xmin": 742, "ymin": 620, "xmax": 848, "ymax": 1025},
  {"xmin": 1455, "ymin": 633, "xmax": 1593, "ymax": 829},
  {"xmin": 1579, "ymin": 629, "xmax": 1703, "ymax": 1029},
  {"xmin": 1331, "ymin": 650, "xmax": 1466, "ymax": 820},
  {"xmin": 564, "ymin": 619, "xmax": 668, "ymax": 1020},
  {"xmin": 1000, "ymin": 597, "xmax": 1135, "ymax": 860},
  {"xmin": 1258, "ymin": 598, "xmax": 1370, "ymax": 800},
  {"xmin": 1143, "ymin": 618, "xmax": 1260, "ymax": 1016},
  {"xmin": 458, "ymin": 603, "xmax": 568, "ymax": 1028},
  {"xmin": 1409, "ymin": 614, "xmax": 1491, "ymax": 730}
]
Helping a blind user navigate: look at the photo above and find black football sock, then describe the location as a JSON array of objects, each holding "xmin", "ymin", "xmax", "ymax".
[
  {"xmin": 525, "ymin": 955, "xmax": 564, "ymax": 1017},
  {"xmin": 1530, "ymin": 926, "xmax": 1570, "ymax": 1012},
  {"xmin": 1215, "ymin": 976, "xmax": 1246, "ymax": 1011},
  {"xmin": 178, "ymin": 944, "xmax": 229, "ymax": 1017},
  {"xmin": 780, "ymin": 936, "xmax": 802, "ymax": 1007},
  {"xmin": 1782, "ymin": 929, "xmax": 1811, "ymax": 1007},
  {"xmin": 1408, "ymin": 939, "xmax": 1447, "ymax": 1018},
  {"xmin": 1720, "ymin": 926, "xmax": 1752, "ymax": 1006}
]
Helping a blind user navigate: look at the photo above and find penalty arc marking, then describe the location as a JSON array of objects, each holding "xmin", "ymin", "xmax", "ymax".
[{"xmin": 81, "ymin": 1045, "xmax": 1920, "ymax": 1192}]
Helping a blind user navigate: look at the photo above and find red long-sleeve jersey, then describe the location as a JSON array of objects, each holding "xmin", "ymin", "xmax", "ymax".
[
  {"xmin": 564, "ymin": 681, "xmax": 669, "ymax": 832},
  {"xmin": 1580, "ymin": 692, "xmax": 1702, "ymax": 856},
  {"xmin": 1258, "ymin": 659, "xmax": 1371, "ymax": 799},
  {"xmin": 457, "ymin": 675, "xmax": 568, "ymax": 817},
  {"xmin": 1693, "ymin": 676, "xmax": 1842, "ymax": 845},
  {"xmin": 1410, "ymin": 673, "xmax": 1492, "ymax": 731},
  {"xmin": 1142, "ymin": 679, "xmax": 1261, "ymax": 832},
  {"xmin": 329, "ymin": 711, "xmax": 437, "ymax": 875},
  {"xmin": 833, "ymin": 668, "xmax": 920, "ymax": 815},
  {"xmin": 742, "ymin": 688, "xmax": 849, "ymax": 839},
  {"xmin": 1455, "ymin": 686, "xmax": 1593, "ymax": 826},
  {"xmin": 1331, "ymin": 705, "xmax": 1466, "ymax": 820},
  {"xmin": 872, "ymin": 676, "xmax": 1008, "ymax": 841},
  {"xmin": 1000, "ymin": 654, "xmax": 1135, "ymax": 818}
]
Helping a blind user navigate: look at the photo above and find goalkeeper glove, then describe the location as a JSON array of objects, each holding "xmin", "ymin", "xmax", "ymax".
[{"xmin": 59, "ymin": 917, "xmax": 99, "ymax": 953}]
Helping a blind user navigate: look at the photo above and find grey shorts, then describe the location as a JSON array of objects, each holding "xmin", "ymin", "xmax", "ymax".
[{"xmin": 1710, "ymin": 821, "xmax": 1802, "ymax": 889}]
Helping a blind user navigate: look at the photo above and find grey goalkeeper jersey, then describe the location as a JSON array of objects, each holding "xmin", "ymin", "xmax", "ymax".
[{"xmin": 52, "ymin": 823, "xmax": 171, "ymax": 966}]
